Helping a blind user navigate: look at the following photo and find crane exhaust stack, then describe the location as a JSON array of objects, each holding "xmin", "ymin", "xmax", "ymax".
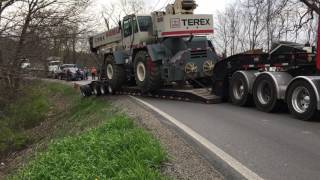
[{"xmin": 166, "ymin": 0, "xmax": 197, "ymax": 14}]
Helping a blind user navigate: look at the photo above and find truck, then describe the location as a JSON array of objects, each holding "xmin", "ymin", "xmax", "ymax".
[
  {"xmin": 209, "ymin": 1, "xmax": 320, "ymax": 121},
  {"xmin": 89, "ymin": 0, "xmax": 218, "ymax": 93},
  {"xmin": 47, "ymin": 60, "xmax": 62, "ymax": 78},
  {"xmin": 82, "ymin": 0, "xmax": 320, "ymax": 121}
]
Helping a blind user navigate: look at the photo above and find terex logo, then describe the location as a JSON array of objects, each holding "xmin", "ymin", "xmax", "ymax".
[{"xmin": 181, "ymin": 19, "xmax": 210, "ymax": 26}]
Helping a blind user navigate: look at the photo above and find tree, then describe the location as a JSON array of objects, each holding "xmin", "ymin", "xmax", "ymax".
[
  {"xmin": 301, "ymin": 0, "xmax": 320, "ymax": 14},
  {"xmin": 213, "ymin": 0, "xmax": 318, "ymax": 55},
  {"xmin": 0, "ymin": 0, "xmax": 91, "ymax": 97}
]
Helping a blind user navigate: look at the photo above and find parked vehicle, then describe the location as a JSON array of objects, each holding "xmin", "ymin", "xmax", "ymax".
[
  {"xmin": 48, "ymin": 60, "xmax": 62, "ymax": 78},
  {"xmin": 20, "ymin": 58, "xmax": 31, "ymax": 69},
  {"xmin": 57, "ymin": 64, "xmax": 84, "ymax": 81}
]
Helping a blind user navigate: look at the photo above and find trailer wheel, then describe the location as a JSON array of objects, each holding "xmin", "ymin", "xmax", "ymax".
[
  {"xmin": 80, "ymin": 85, "xmax": 92, "ymax": 97},
  {"xmin": 253, "ymin": 74, "xmax": 280, "ymax": 112},
  {"xmin": 106, "ymin": 56, "xmax": 125, "ymax": 92},
  {"xmin": 80, "ymin": 86, "xmax": 87, "ymax": 97},
  {"xmin": 229, "ymin": 72, "xmax": 251, "ymax": 106},
  {"xmin": 287, "ymin": 80, "xmax": 319, "ymax": 121},
  {"xmin": 134, "ymin": 51, "xmax": 162, "ymax": 93},
  {"xmin": 85, "ymin": 85, "xmax": 93, "ymax": 96},
  {"xmin": 93, "ymin": 83, "xmax": 101, "ymax": 96},
  {"xmin": 100, "ymin": 83, "xmax": 107, "ymax": 95}
]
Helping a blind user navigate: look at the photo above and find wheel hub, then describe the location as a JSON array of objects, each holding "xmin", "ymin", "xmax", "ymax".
[
  {"xmin": 292, "ymin": 87, "xmax": 310, "ymax": 114},
  {"xmin": 137, "ymin": 62, "xmax": 146, "ymax": 82},
  {"xmin": 100, "ymin": 86, "xmax": 105, "ymax": 95},
  {"xmin": 233, "ymin": 79, "xmax": 245, "ymax": 100},
  {"xmin": 107, "ymin": 64, "xmax": 113, "ymax": 80},
  {"xmin": 108, "ymin": 85, "xmax": 113, "ymax": 94},
  {"xmin": 257, "ymin": 81, "xmax": 272, "ymax": 105}
]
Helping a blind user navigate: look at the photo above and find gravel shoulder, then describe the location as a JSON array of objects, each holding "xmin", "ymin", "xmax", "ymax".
[{"xmin": 109, "ymin": 95, "xmax": 224, "ymax": 180}]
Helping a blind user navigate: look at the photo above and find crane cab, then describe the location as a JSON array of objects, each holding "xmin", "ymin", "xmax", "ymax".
[{"xmin": 121, "ymin": 15, "xmax": 154, "ymax": 50}]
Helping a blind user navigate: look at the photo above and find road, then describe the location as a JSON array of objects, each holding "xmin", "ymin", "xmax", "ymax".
[{"xmin": 137, "ymin": 98, "xmax": 320, "ymax": 180}]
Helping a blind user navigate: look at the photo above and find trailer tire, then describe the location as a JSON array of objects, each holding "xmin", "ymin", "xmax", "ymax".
[
  {"xmin": 106, "ymin": 56, "xmax": 125, "ymax": 92},
  {"xmin": 80, "ymin": 86, "xmax": 87, "ymax": 97},
  {"xmin": 134, "ymin": 51, "xmax": 162, "ymax": 93},
  {"xmin": 229, "ymin": 72, "xmax": 251, "ymax": 106},
  {"xmin": 287, "ymin": 80, "xmax": 319, "ymax": 121},
  {"xmin": 80, "ymin": 85, "xmax": 92, "ymax": 97},
  {"xmin": 253, "ymin": 74, "xmax": 281, "ymax": 112},
  {"xmin": 100, "ymin": 83, "xmax": 107, "ymax": 95},
  {"xmin": 85, "ymin": 85, "xmax": 92, "ymax": 96},
  {"xmin": 93, "ymin": 83, "xmax": 102, "ymax": 96}
]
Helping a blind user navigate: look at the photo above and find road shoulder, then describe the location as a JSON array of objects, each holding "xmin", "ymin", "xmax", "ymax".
[{"xmin": 109, "ymin": 95, "xmax": 224, "ymax": 180}]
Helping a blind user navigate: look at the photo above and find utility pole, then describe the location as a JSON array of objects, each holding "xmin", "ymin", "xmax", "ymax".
[
  {"xmin": 0, "ymin": 1, "xmax": 3, "ymax": 65},
  {"xmin": 266, "ymin": 0, "xmax": 271, "ymax": 51}
]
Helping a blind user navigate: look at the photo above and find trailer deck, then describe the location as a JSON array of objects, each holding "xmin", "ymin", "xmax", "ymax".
[{"xmin": 80, "ymin": 81, "xmax": 222, "ymax": 104}]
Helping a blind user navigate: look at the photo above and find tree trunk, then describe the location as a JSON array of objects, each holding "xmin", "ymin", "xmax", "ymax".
[{"xmin": 72, "ymin": 36, "xmax": 76, "ymax": 64}]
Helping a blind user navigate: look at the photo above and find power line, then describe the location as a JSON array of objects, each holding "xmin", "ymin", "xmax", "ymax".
[{"xmin": 156, "ymin": 0, "xmax": 172, "ymax": 11}]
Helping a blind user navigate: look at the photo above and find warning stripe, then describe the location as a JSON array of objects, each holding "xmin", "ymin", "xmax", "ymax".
[{"xmin": 161, "ymin": 29, "xmax": 214, "ymax": 36}]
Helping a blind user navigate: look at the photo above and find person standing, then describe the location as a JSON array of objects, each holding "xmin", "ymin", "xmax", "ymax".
[
  {"xmin": 91, "ymin": 67, "xmax": 97, "ymax": 80},
  {"xmin": 84, "ymin": 67, "xmax": 89, "ymax": 80}
]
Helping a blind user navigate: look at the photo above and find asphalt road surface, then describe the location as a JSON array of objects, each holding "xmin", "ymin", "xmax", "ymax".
[{"xmin": 138, "ymin": 98, "xmax": 320, "ymax": 180}]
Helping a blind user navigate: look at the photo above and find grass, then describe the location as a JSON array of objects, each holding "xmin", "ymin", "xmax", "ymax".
[
  {"xmin": 0, "ymin": 82, "xmax": 51, "ymax": 156},
  {"xmin": 10, "ymin": 116, "xmax": 167, "ymax": 180},
  {"xmin": 2, "ymin": 81, "xmax": 168, "ymax": 179}
]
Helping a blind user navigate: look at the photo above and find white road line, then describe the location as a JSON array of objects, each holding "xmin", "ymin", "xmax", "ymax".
[{"xmin": 130, "ymin": 96, "xmax": 264, "ymax": 180}]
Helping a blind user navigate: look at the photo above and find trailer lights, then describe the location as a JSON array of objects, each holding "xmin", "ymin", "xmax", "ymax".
[{"xmin": 203, "ymin": 60, "xmax": 214, "ymax": 76}]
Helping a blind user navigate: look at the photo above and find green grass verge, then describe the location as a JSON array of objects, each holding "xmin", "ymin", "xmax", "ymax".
[
  {"xmin": 10, "ymin": 116, "xmax": 167, "ymax": 180},
  {"xmin": 4, "ymin": 81, "xmax": 168, "ymax": 179}
]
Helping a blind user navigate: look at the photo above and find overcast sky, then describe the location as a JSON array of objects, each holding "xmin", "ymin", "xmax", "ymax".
[
  {"xmin": 88, "ymin": 0, "xmax": 235, "ymax": 31},
  {"xmin": 91, "ymin": 0, "xmax": 236, "ymax": 16}
]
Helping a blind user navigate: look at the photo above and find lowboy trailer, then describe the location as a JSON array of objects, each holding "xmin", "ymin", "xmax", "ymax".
[{"xmin": 81, "ymin": 0, "xmax": 320, "ymax": 121}]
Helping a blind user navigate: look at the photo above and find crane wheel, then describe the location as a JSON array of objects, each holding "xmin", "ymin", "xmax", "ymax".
[
  {"xmin": 252, "ymin": 74, "xmax": 281, "ymax": 112},
  {"xmin": 229, "ymin": 72, "xmax": 251, "ymax": 106},
  {"xmin": 134, "ymin": 51, "xmax": 162, "ymax": 93},
  {"xmin": 106, "ymin": 56, "xmax": 125, "ymax": 93},
  {"xmin": 287, "ymin": 80, "xmax": 319, "ymax": 121}
]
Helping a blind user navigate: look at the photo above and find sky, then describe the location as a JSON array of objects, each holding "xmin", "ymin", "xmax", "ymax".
[{"xmin": 89, "ymin": 0, "xmax": 235, "ymax": 30}]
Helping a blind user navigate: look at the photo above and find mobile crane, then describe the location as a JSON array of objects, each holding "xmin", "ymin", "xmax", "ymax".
[{"xmin": 89, "ymin": 0, "xmax": 218, "ymax": 94}]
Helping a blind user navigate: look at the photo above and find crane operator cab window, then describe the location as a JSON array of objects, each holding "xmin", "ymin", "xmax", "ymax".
[
  {"xmin": 123, "ymin": 18, "xmax": 132, "ymax": 37},
  {"xmin": 123, "ymin": 16, "xmax": 152, "ymax": 37},
  {"xmin": 137, "ymin": 16, "xmax": 152, "ymax": 32}
]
